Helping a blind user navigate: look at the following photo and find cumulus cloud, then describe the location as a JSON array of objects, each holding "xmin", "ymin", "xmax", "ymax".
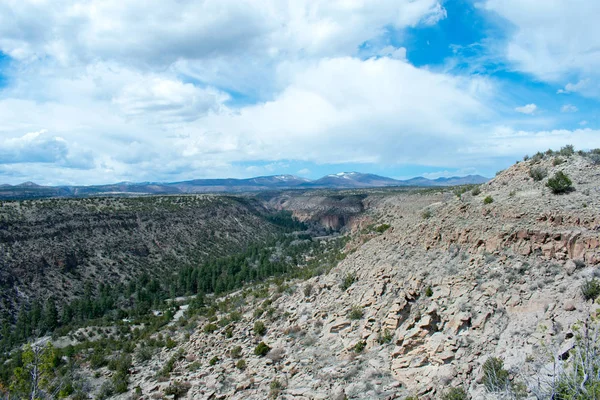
[
  {"xmin": 484, "ymin": 0, "xmax": 600, "ymax": 96},
  {"xmin": 515, "ymin": 103, "xmax": 537, "ymax": 114},
  {"xmin": 0, "ymin": 0, "xmax": 445, "ymax": 65},
  {"xmin": 0, "ymin": 130, "xmax": 94, "ymax": 169},
  {"xmin": 113, "ymin": 77, "xmax": 229, "ymax": 124}
]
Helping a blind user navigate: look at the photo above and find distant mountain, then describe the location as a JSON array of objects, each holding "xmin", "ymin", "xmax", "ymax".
[
  {"xmin": 302, "ymin": 172, "xmax": 402, "ymax": 188},
  {"xmin": 0, "ymin": 173, "xmax": 489, "ymax": 199}
]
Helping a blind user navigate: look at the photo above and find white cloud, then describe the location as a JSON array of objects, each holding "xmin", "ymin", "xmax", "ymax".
[
  {"xmin": 0, "ymin": 0, "xmax": 595, "ymax": 185},
  {"xmin": 113, "ymin": 77, "xmax": 229, "ymax": 124},
  {"xmin": 515, "ymin": 103, "xmax": 537, "ymax": 114},
  {"xmin": 561, "ymin": 104, "xmax": 578, "ymax": 113},
  {"xmin": 484, "ymin": 0, "xmax": 600, "ymax": 96},
  {"xmin": 0, "ymin": 130, "xmax": 94, "ymax": 168},
  {"xmin": 0, "ymin": 0, "xmax": 445, "ymax": 65}
]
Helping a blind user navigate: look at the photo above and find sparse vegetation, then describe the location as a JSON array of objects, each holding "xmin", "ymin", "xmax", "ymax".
[
  {"xmin": 442, "ymin": 387, "xmax": 468, "ymax": 400},
  {"xmin": 236, "ymin": 359, "xmax": 246, "ymax": 370},
  {"xmin": 254, "ymin": 321, "xmax": 267, "ymax": 336},
  {"xmin": 254, "ymin": 342, "xmax": 271, "ymax": 357},
  {"xmin": 353, "ymin": 340, "xmax": 367, "ymax": 353},
  {"xmin": 230, "ymin": 345, "xmax": 242, "ymax": 358},
  {"xmin": 546, "ymin": 171, "xmax": 573, "ymax": 194},
  {"xmin": 340, "ymin": 274, "xmax": 356, "ymax": 291},
  {"xmin": 483, "ymin": 196, "xmax": 494, "ymax": 204},
  {"xmin": 482, "ymin": 357, "xmax": 510, "ymax": 393},
  {"xmin": 303, "ymin": 284, "xmax": 313, "ymax": 297},
  {"xmin": 529, "ymin": 166, "xmax": 547, "ymax": 181},
  {"xmin": 422, "ymin": 209, "xmax": 432, "ymax": 219},
  {"xmin": 471, "ymin": 186, "xmax": 481, "ymax": 196},
  {"xmin": 375, "ymin": 223, "xmax": 391, "ymax": 233},
  {"xmin": 348, "ymin": 306, "xmax": 364, "ymax": 320},
  {"xmin": 581, "ymin": 279, "xmax": 600, "ymax": 301},
  {"xmin": 425, "ymin": 286, "xmax": 433, "ymax": 297}
]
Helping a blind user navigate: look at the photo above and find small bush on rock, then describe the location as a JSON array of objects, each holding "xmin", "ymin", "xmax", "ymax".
[
  {"xmin": 375, "ymin": 224, "xmax": 390, "ymax": 233},
  {"xmin": 529, "ymin": 166, "xmax": 547, "ymax": 181},
  {"xmin": 236, "ymin": 359, "xmax": 246, "ymax": 370},
  {"xmin": 340, "ymin": 274, "xmax": 356, "ymax": 291},
  {"xmin": 482, "ymin": 357, "xmax": 510, "ymax": 392},
  {"xmin": 546, "ymin": 171, "xmax": 573, "ymax": 194},
  {"xmin": 471, "ymin": 186, "xmax": 481, "ymax": 196},
  {"xmin": 353, "ymin": 340, "xmax": 367, "ymax": 353},
  {"xmin": 581, "ymin": 279, "xmax": 600, "ymax": 301},
  {"xmin": 254, "ymin": 320, "xmax": 267, "ymax": 336},
  {"xmin": 254, "ymin": 342, "xmax": 271, "ymax": 356},
  {"xmin": 348, "ymin": 306, "xmax": 363, "ymax": 320},
  {"xmin": 483, "ymin": 196, "xmax": 494, "ymax": 204},
  {"xmin": 442, "ymin": 387, "xmax": 468, "ymax": 400},
  {"xmin": 230, "ymin": 345, "xmax": 242, "ymax": 358}
]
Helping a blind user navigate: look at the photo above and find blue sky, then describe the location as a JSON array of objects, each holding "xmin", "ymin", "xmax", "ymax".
[{"xmin": 0, "ymin": 0, "xmax": 599, "ymax": 185}]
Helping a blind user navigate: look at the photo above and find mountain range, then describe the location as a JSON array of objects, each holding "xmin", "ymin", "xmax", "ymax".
[{"xmin": 0, "ymin": 172, "xmax": 488, "ymax": 199}]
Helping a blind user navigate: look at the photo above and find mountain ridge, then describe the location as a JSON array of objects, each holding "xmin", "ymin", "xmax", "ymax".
[{"xmin": 0, "ymin": 172, "xmax": 489, "ymax": 199}]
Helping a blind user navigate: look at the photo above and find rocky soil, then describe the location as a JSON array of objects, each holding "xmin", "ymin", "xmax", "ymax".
[{"xmin": 112, "ymin": 153, "xmax": 600, "ymax": 399}]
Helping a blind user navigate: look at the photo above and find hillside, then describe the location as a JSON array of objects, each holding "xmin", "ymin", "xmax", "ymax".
[
  {"xmin": 117, "ymin": 149, "xmax": 599, "ymax": 399},
  {"xmin": 1, "ymin": 148, "xmax": 599, "ymax": 400},
  {"xmin": 0, "ymin": 195, "xmax": 291, "ymax": 321}
]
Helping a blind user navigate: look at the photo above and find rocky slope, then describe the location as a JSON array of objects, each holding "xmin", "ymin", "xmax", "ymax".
[{"xmin": 116, "ymin": 152, "xmax": 599, "ymax": 399}]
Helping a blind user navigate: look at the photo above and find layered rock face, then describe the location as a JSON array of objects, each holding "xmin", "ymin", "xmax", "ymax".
[
  {"xmin": 267, "ymin": 193, "xmax": 366, "ymax": 230},
  {"xmin": 123, "ymin": 154, "xmax": 599, "ymax": 399}
]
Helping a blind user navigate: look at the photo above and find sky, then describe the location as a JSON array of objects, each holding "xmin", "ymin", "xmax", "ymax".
[{"xmin": 0, "ymin": 0, "xmax": 599, "ymax": 185}]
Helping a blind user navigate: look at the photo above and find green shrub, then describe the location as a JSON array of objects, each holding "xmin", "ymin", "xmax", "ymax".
[
  {"xmin": 348, "ymin": 306, "xmax": 363, "ymax": 320},
  {"xmin": 483, "ymin": 196, "xmax": 493, "ymax": 204},
  {"xmin": 254, "ymin": 320, "xmax": 267, "ymax": 336},
  {"xmin": 425, "ymin": 286, "xmax": 433, "ymax": 297},
  {"xmin": 559, "ymin": 144, "xmax": 575, "ymax": 156},
  {"xmin": 303, "ymin": 284, "xmax": 313, "ymax": 298},
  {"xmin": 353, "ymin": 340, "xmax": 367, "ymax": 353},
  {"xmin": 225, "ymin": 326, "xmax": 234, "ymax": 338},
  {"xmin": 230, "ymin": 345, "xmax": 242, "ymax": 358},
  {"xmin": 482, "ymin": 357, "xmax": 510, "ymax": 392},
  {"xmin": 442, "ymin": 387, "xmax": 468, "ymax": 400},
  {"xmin": 375, "ymin": 224, "xmax": 391, "ymax": 233},
  {"xmin": 529, "ymin": 166, "xmax": 547, "ymax": 181},
  {"xmin": 236, "ymin": 359, "xmax": 246, "ymax": 370},
  {"xmin": 254, "ymin": 342, "xmax": 271, "ymax": 356},
  {"xmin": 209, "ymin": 356, "xmax": 219, "ymax": 366},
  {"xmin": 203, "ymin": 323, "xmax": 218, "ymax": 334},
  {"xmin": 422, "ymin": 209, "xmax": 432, "ymax": 219},
  {"xmin": 581, "ymin": 279, "xmax": 600, "ymax": 301},
  {"xmin": 164, "ymin": 382, "xmax": 191, "ymax": 399},
  {"xmin": 377, "ymin": 329, "xmax": 393, "ymax": 344},
  {"xmin": 135, "ymin": 346, "xmax": 153, "ymax": 362},
  {"xmin": 553, "ymin": 157, "xmax": 564, "ymax": 166},
  {"xmin": 269, "ymin": 379, "xmax": 283, "ymax": 398},
  {"xmin": 340, "ymin": 274, "xmax": 356, "ymax": 291},
  {"xmin": 471, "ymin": 186, "xmax": 481, "ymax": 196},
  {"xmin": 546, "ymin": 171, "xmax": 573, "ymax": 194},
  {"xmin": 552, "ymin": 320, "xmax": 600, "ymax": 399}
]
